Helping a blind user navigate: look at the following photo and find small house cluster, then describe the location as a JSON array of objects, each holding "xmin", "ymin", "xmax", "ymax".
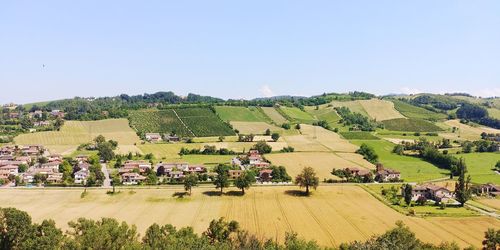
[
  {"xmin": 156, "ymin": 162, "xmax": 207, "ymax": 182},
  {"xmin": 333, "ymin": 164, "xmax": 401, "ymax": 183},
  {"xmin": 144, "ymin": 133, "xmax": 180, "ymax": 143},
  {"xmin": 0, "ymin": 145, "xmax": 46, "ymax": 184},
  {"xmin": 231, "ymin": 150, "xmax": 277, "ymax": 182},
  {"xmin": 404, "ymin": 183, "xmax": 453, "ymax": 203}
]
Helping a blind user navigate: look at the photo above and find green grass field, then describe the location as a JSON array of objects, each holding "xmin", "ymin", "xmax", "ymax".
[
  {"xmin": 382, "ymin": 118, "xmax": 443, "ymax": 132},
  {"xmin": 351, "ymin": 140, "xmax": 448, "ymax": 182},
  {"xmin": 304, "ymin": 107, "xmax": 341, "ymax": 125},
  {"xmin": 487, "ymin": 108, "xmax": 500, "ymax": 119},
  {"xmin": 339, "ymin": 132, "xmax": 379, "ymax": 140},
  {"xmin": 214, "ymin": 106, "xmax": 270, "ymax": 122},
  {"xmin": 279, "ymin": 107, "xmax": 316, "ymax": 123},
  {"xmin": 391, "ymin": 100, "xmax": 447, "ymax": 120},
  {"xmin": 458, "ymin": 153, "xmax": 500, "ymax": 184}
]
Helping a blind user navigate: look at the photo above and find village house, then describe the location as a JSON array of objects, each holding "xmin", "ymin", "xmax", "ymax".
[
  {"xmin": 48, "ymin": 154, "xmax": 63, "ymax": 162},
  {"xmin": 0, "ymin": 165, "xmax": 19, "ymax": 176},
  {"xmin": 0, "ymin": 146, "xmax": 15, "ymax": 156},
  {"xmin": 375, "ymin": 164, "xmax": 401, "ymax": 182},
  {"xmin": 409, "ymin": 184, "xmax": 453, "ymax": 203},
  {"xmin": 345, "ymin": 167, "xmax": 372, "ymax": 178},
  {"xmin": 30, "ymin": 110, "xmax": 43, "ymax": 119},
  {"xmin": 164, "ymin": 134, "xmax": 180, "ymax": 142},
  {"xmin": 74, "ymin": 168, "xmax": 89, "ymax": 184},
  {"xmin": 228, "ymin": 170, "xmax": 243, "ymax": 179},
  {"xmin": 156, "ymin": 162, "xmax": 206, "ymax": 180},
  {"xmin": 34, "ymin": 121, "xmax": 51, "ymax": 127},
  {"xmin": 39, "ymin": 161, "xmax": 61, "ymax": 172},
  {"xmin": 120, "ymin": 160, "xmax": 152, "ymax": 174},
  {"xmin": 8, "ymin": 112, "xmax": 20, "ymax": 119},
  {"xmin": 474, "ymin": 183, "xmax": 500, "ymax": 197},
  {"xmin": 50, "ymin": 110, "xmax": 65, "ymax": 118},
  {"xmin": 121, "ymin": 172, "xmax": 146, "ymax": 185},
  {"xmin": 46, "ymin": 173, "xmax": 63, "ymax": 183},
  {"xmin": 0, "ymin": 169, "xmax": 11, "ymax": 181},
  {"xmin": 145, "ymin": 133, "xmax": 162, "ymax": 142},
  {"xmin": 258, "ymin": 169, "xmax": 273, "ymax": 182},
  {"xmin": 75, "ymin": 155, "xmax": 89, "ymax": 163},
  {"xmin": 15, "ymin": 156, "xmax": 32, "ymax": 165}
]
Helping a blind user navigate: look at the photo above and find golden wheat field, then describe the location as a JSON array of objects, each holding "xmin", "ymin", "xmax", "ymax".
[
  {"xmin": 298, "ymin": 124, "xmax": 359, "ymax": 152},
  {"xmin": 14, "ymin": 119, "xmax": 142, "ymax": 155},
  {"xmin": 357, "ymin": 99, "xmax": 405, "ymax": 121},
  {"xmin": 0, "ymin": 186, "xmax": 496, "ymax": 248}
]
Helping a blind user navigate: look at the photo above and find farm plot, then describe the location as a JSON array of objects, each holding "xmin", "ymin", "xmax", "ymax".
[
  {"xmin": 129, "ymin": 109, "xmax": 192, "ymax": 137},
  {"xmin": 304, "ymin": 106, "xmax": 341, "ymax": 125},
  {"xmin": 382, "ymin": 118, "xmax": 442, "ymax": 132},
  {"xmin": 357, "ymin": 99, "xmax": 405, "ymax": 121},
  {"xmin": 279, "ymin": 107, "xmax": 316, "ymax": 123},
  {"xmin": 440, "ymin": 119, "xmax": 500, "ymax": 141},
  {"xmin": 351, "ymin": 140, "xmax": 448, "ymax": 182},
  {"xmin": 261, "ymin": 107, "xmax": 288, "ymax": 124},
  {"xmin": 488, "ymin": 108, "xmax": 500, "ymax": 119},
  {"xmin": 476, "ymin": 198, "xmax": 500, "ymax": 211},
  {"xmin": 0, "ymin": 186, "xmax": 496, "ymax": 248},
  {"xmin": 266, "ymin": 152, "xmax": 372, "ymax": 180},
  {"xmin": 391, "ymin": 99, "xmax": 447, "ymax": 120},
  {"xmin": 14, "ymin": 119, "xmax": 141, "ymax": 155},
  {"xmin": 339, "ymin": 131, "xmax": 379, "ymax": 140},
  {"xmin": 175, "ymin": 108, "xmax": 235, "ymax": 137},
  {"xmin": 330, "ymin": 100, "xmax": 369, "ymax": 116},
  {"xmin": 458, "ymin": 153, "xmax": 500, "ymax": 184},
  {"xmin": 214, "ymin": 106, "xmax": 269, "ymax": 122},
  {"xmin": 230, "ymin": 121, "xmax": 283, "ymax": 134},
  {"xmin": 299, "ymin": 124, "xmax": 359, "ymax": 153}
]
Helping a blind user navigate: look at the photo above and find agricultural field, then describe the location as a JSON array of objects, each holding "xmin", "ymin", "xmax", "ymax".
[
  {"xmin": 339, "ymin": 131, "xmax": 379, "ymax": 140},
  {"xmin": 357, "ymin": 99, "xmax": 405, "ymax": 121},
  {"xmin": 261, "ymin": 107, "xmax": 288, "ymax": 124},
  {"xmin": 330, "ymin": 100, "xmax": 369, "ymax": 116},
  {"xmin": 458, "ymin": 153, "xmax": 500, "ymax": 184},
  {"xmin": 0, "ymin": 186, "xmax": 496, "ymax": 248},
  {"xmin": 229, "ymin": 121, "xmax": 283, "ymax": 134},
  {"xmin": 266, "ymin": 152, "xmax": 374, "ymax": 181},
  {"xmin": 440, "ymin": 119, "xmax": 500, "ymax": 141},
  {"xmin": 214, "ymin": 106, "xmax": 270, "ymax": 122},
  {"xmin": 14, "ymin": 119, "xmax": 141, "ymax": 155},
  {"xmin": 487, "ymin": 108, "xmax": 500, "ymax": 119},
  {"xmin": 279, "ymin": 107, "xmax": 316, "ymax": 123},
  {"xmin": 129, "ymin": 108, "xmax": 235, "ymax": 138},
  {"xmin": 391, "ymin": 99, "xmax": 448, "ymax": 120},
  {"xmin": 351, "ymin": 140, "xmax": 448, "ymax": 182},
  {"xmin": 304, "ymin": 106, "xmax": 341, "ymax": 125},
  {"xmin": 382, "ymin": 118, "xmax": 443, "ymax": 132},
  {"xmin": 475, "ymin": 198, "xmax": 500, "ymax": 211}
]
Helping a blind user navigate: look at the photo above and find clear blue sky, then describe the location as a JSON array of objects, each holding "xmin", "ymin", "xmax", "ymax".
[{"xmin": 1, "ymin": 1, "xmax": 499, "ymax": 104}]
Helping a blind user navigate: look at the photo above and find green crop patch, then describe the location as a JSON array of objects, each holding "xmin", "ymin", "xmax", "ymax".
[
  {"xmin": 391, "ymin": 100, "xmax": 447, "ymax": 120},
  {"xmin": 339, "ymin": 131, "xmax": 379, "ymax": 140},
  {"xmin": 214, "ymin": 106, "xmax": 269, "ymax": 122},
  {"xmin": 382, "ymin": 118, "xmax": 442, "ymax": 132}
]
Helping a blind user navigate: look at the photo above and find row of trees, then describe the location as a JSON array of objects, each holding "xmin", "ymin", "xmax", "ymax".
[{"xmin": 1, "ymin": 207, "xmax": 497, "ymax": 250}]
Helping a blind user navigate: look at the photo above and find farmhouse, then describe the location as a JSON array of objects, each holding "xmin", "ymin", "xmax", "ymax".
[
  {"xmin": 0, "ymin": 165, "xmax": 19, "ymax": 176},
  {"xmin": 164, "ymin": 134, "xmax": 180, "ymax": 142},
  {"xmin": 46, "ymin": 173, "xmax": 63, "ymax": 183},
  {"xmin": 121, "ymin": 172, "xmax": 146, "ymax": 185},
  {"xmin": 74, "ymin": 169, "xmax": 89, "ymax": 184},
  {"xmin": 345, "ymin": 167, "xmax": 372, "ymax": 178},
  {"xmin": 0, "ymin": 169, "xmax": 11, "ymax": 181},
  {"xmin": 145, "ymin": 133, "xmax": 162, "ymax": 142},
  {"xmin": 474, "ymin": 183, "xmax": 500, "ymax": 197},
  {"xmin": 50, "ymin": 110, "xmax": 65, "ymax": 118},
  {"xmin": 156, "ymin": 162, "xmax": 206, "ymax": 180},
  {"xmin": 75, "ymin": 155, "xmax": 89, "ymax": 163},
  {"xmin": 409, "ymin": 184, "xmax": 453, "ymax": 202},
  {"xmin": 34, "ymin": 121, "xmax": 51, "ymax": 127},
  {"xmin": 375, "ymin": 164, "xmax": 401, "ymax": 182},
  {"xmin": 229, "ymin": 170, "xmax": 243, "ymax": 179},
  {"xmin": 259, "ymin": 169, "xmax": 273, "ymax": 182}
]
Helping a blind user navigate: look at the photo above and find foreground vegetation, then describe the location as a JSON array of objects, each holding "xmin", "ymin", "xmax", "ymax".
[{"xmin": 2, "ymin": 207, "xmax": 498, "ymax": 250}]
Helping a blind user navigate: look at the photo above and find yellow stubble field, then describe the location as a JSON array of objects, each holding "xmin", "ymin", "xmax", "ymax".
[{"xmin": 0, "ymin": 186, "xmax": 496, "ymax": 248}]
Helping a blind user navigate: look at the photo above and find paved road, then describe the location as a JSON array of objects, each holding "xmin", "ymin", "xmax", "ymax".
[{"xmin": 101, "ymin": 163, "xmax": 111, "ymax": 188}]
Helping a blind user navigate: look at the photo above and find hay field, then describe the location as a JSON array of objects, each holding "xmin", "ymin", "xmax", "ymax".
[
  {"xmin": 266, "ymin": 152, "xmax": 373, "ymax": 180},
  {"xmin": 440, "ymin": 119, "xmax": 500, "ymax": 141},
  {"xmin": 299, "ymin": 124, "xmax": 359, "ymax": 152},
  {"xmin": 330, "ymin": 100, "xmax": 368, "ymax": 116},
  {"xmin": 230, "ymin": 121, "xmax": 283, "ymax": 134},
  {"xmin": 14, "ymin": 119, "xmax": 141, "ymax": 155},
  {"xmin": 261, "ymin": 107, "xmax": 288, "ymax": 124},
  {"xmin": 0, "ymin": 186, "xmax": 496, "ymax": 248},
  {"xmin": 476, "ymin": 198, "xmax": 500, "ymax": 211},
  {"xmin": 357, "ymin": 99, "xmax": 405, "ymax": 121}
]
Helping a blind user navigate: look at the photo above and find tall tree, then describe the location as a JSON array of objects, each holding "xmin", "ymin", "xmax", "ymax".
[
  {"xmin": 184, "ymin": 173, "xmax": 199, "ymax": 195},
  {"xmin": 234, "ymin": 171, "xmax": 255, "ymax": 195},
  {"xmin": 213, "ymin": 165, "xmax": 229, "ymax": 195},
  {"xmin": 482, "ymin": 228, "xmax": 500, "ymax": 250},
  {"xmin": 403, "ymin": 184, "xmax": 413, "ymax": 207},
  {"xmin": 271, "ymin": 133, "xmax": 280, "ymax": 142},
  {"xmin": 455, "ymin": 158, "xmax": 471, "ymax": 207},
  {"xmin": 294, "ymin": 167, "xmax": 319, "ymax": 195}
]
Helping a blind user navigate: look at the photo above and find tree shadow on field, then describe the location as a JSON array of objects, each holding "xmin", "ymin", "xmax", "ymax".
[
  {"xmin": 225, "ymin": 191, "xmax": 244, "ymax": 197},
  {"xmin": 172, "ymin": 192, "xmax": 189, "ymax": 198},
  {"xmin": 202, "ymin": 191, "xmax": 223, "ymax": 197},
  {"xmin": 284, "ymin": 190, "xmax": 310, "ymax": 197}
]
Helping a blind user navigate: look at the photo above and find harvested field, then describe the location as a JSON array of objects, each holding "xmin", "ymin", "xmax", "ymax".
[
  {"xmin": 357, "ymin": 99, "xmax": 405, "ymax": 121},
  {"xmin": 299, "ymin": 124, "xmax": 359, "ymax": 152},
  {"xmin": 0, "ymin": 186, "xmax": 496, "ymax": 248},
  {"xmin": 230, "ymin": 121, "xmax": 283, "ymax": 134},
  {"xmin": 14, "ymin": 119, "xmax": 141, "ymax": 155},
  {"xmin": 440, "ymin": 119, "xmax": 500, "ymax": 141},
  {"xmin": 330, "ymin": 100, "xmax": 368, "ymax": 116},
  {"xmin": 266, "ymin": 152, "xmax": 373, "ymax": 180},
  {"xmin": 476, "ymin": 198, "xmax": 500, "ymax": 211},
  {"xmin": 261, "ymin": 107, "xmax": 288, "ymax": 124}
]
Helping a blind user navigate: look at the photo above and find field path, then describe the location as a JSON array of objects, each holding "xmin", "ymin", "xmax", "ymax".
[{"xmin": 172, "ymin": 109, "xmax": 196, "ymax": 137}]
